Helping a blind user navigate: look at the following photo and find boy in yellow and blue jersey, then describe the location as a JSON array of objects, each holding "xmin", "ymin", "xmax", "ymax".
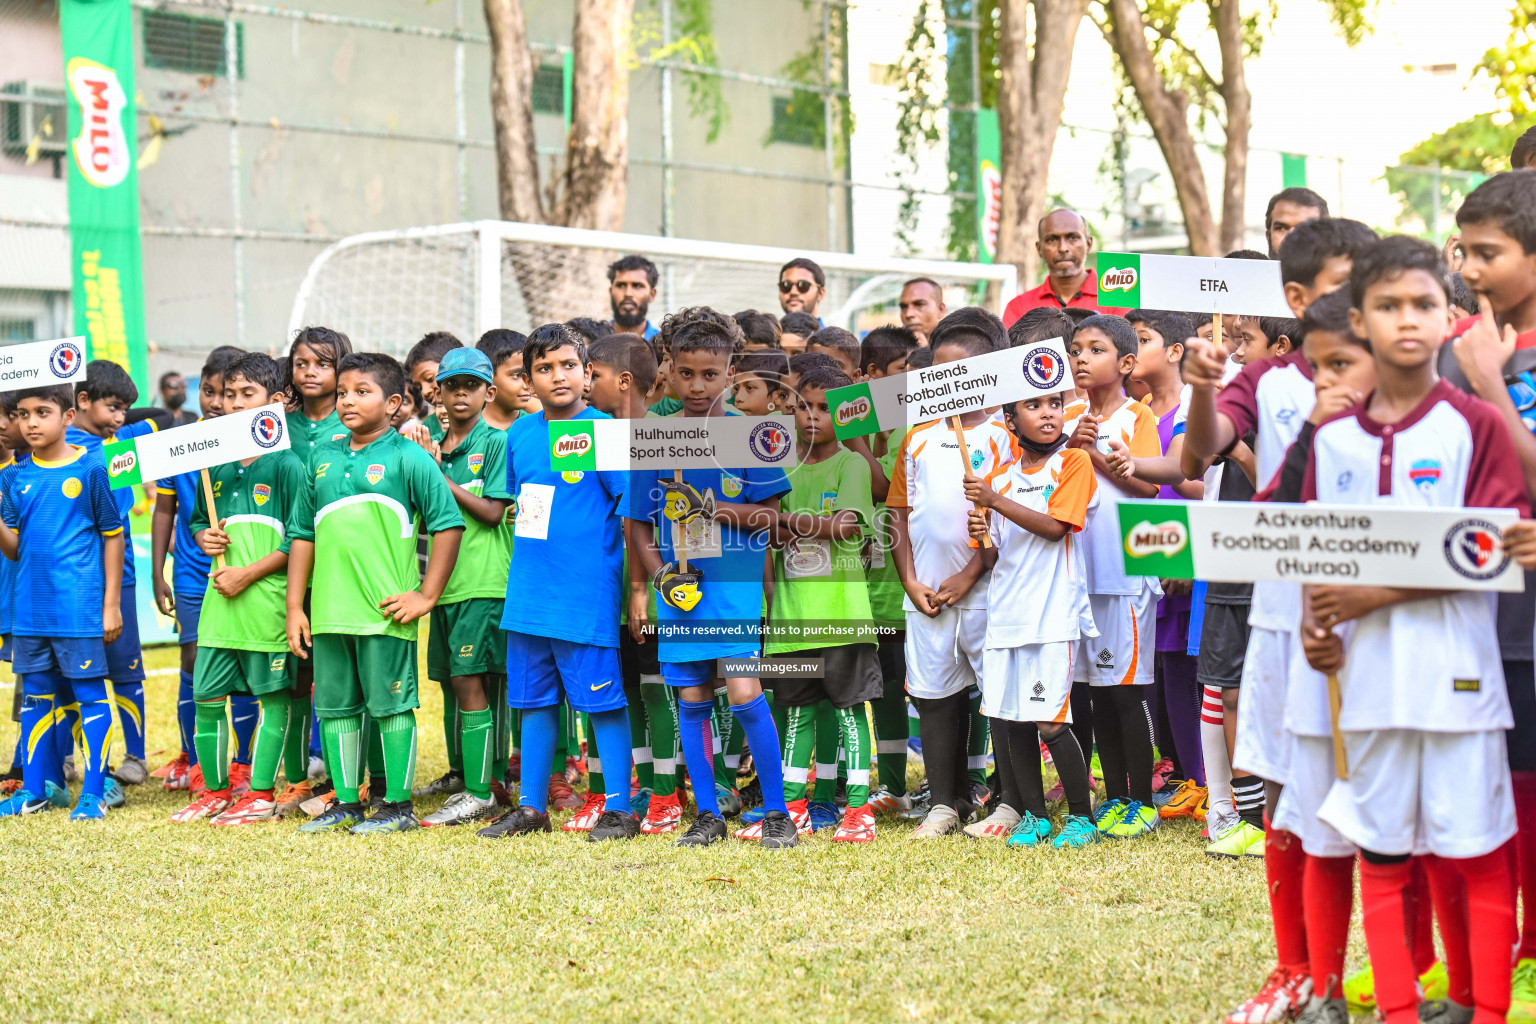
[
  {"xmin": 0, "ymin": 384, "xmax": 124, "ymax": 819},
  {"xmin": 66, "ymin": 360, "xmax": 163, "ymax": 786}
]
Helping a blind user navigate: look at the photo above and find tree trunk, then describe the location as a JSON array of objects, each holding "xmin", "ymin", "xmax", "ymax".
[
  {"xmin": 483, "ymin": 0, "xmax": 544, "ymax": 225},
  {"xmin": 558, "ymin": 0, "xmax": 634, "ymax": 232},
  {"xmin": 1212, "ymin": 0, "xmax": 1249, "ymax": 253},
  {"xmin": 1101, "ymin": 0, "xmax": 1219, "ymax": 255},
  {"xmin": 996, "ymin": 0, "xmax": 1090, "ymax": 286}
]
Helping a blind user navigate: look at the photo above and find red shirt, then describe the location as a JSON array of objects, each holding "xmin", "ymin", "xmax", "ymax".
[{"xmin": 1002, "ymin": 274, "xmax": 1129, "ymax": 328}]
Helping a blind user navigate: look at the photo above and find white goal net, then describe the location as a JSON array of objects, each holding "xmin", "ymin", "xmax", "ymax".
[{"xmin": 287, "ymin": 220, "xmax": 1017, "ymax": 355}]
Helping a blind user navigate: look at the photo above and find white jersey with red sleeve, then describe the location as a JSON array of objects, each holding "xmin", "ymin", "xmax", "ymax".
[
  {"xmin": 887, "ymin": 417, "xmax": 1019, "ymax": 611},
  {"xmin": 984, "ymin": 447, "xmax": 1100, "ymax": 648},
  {"xmin": 1063, "ymin": 396, "xmax": 1162, "ymax": 596},
  {"xmin": 1216, "ymin": 349, "xmax": 1317, "ymax": 631},
  {"xmin": 1301, "ymin": 381, "xmax": 1532, "ymax": 732}
]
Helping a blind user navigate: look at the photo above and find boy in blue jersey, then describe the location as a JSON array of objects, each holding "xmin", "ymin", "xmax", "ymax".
[
  {"xmin": 67, "ymin": 361, "xmax": 160, "ymax": 786},
  {"xmin": 476, "ymin": 323, "xmax": 640, "ymax": 842},
  {"xmin": 0, "ymin": 384, "xmax": 124, "ymax": 819},
  {"xmin": 624, "ymin": 307, "xmax": 798, "ymax": 849},
  {"xmin": 150, "ymin": 346, "xmax": 253, "ymax": 795}
]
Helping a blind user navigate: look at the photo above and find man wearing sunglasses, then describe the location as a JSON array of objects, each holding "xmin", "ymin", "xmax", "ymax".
[
  {"xmin": 777, "ymin": 258, "xmax": 826, "ymax": 325},
  {"xmin": 1001, "ymin": 208, "xmax": 1126, "ymax": 328}
]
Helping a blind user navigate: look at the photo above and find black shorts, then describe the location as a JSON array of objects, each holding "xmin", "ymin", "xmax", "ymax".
[
  {"xmin": 620, "ymin": 628, "xmax": 660, "ymax": 686},
  {"xmin": 771, "ymin": 644, "xmax": 882, "ymax": 710},
  {"xmin": 1196, "ymin": 602, "xmax": 1250, "ymax": 689},
  {"xmin": 1507, "ymin": 659, "xmax": 1536, "ymax": 773},
  {"xmin": 878, "ymin": 639, "xmax": 905, "ymax": 690}
]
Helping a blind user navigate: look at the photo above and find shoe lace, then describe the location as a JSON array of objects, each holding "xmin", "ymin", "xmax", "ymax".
[
  {"xmin": 1117, "ymin": 801, "xmax": 1148, "ymax": 828},
  {"xmin": 1513, "ymin": 958, "xmax": 1536, "ymax": 995},
  {"xmin": 1008, "ymin": 812, "xmax": 1042, "ymax": 838},
  {"xmin": 1092, "ymin": 798, "xmax": 1125, "ymax": 824},
  {"xmin": 761, "ymin": 813, "xmax": 795, "ymax": 838},
  {"xmin": 681, "ymin": 813, "xmax": 717, "ymax": 839}
]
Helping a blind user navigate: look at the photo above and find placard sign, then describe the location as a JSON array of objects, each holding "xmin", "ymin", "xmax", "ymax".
[
  {"xmin": 547, "ymin": 415, "xmax": 799, "ymax": 472},
  {"xmin": 1096, "ymin": 252, "xmax": 1292, "ymax": 317},
  {"xmin": 824, "ymin": 338, "xmax": 1071, "ymax": 441},
  {"xmin": 104, "ymin": 402, "xmax": 291, "ymax": 489},
  {"xmin": 0, "ymin": 336, "xmax": 87, "ymax": 390},
  {"xmin": 1117, "ymin": 500, "xmax": 1524, "ymax": 592}
]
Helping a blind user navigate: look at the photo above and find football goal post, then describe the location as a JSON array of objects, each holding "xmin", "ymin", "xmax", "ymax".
[{"xmin": 287, "ymin": 220, "xmax": 1017, "ymax": 355}]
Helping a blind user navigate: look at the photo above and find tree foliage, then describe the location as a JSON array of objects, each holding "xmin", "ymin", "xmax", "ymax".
[{"xmin": 633, "ymin": 0, "xmax": 728, "ymax": 144}]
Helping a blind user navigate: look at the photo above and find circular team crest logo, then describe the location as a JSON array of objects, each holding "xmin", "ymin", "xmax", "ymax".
[
  {"xmin": 1022, "ymin": 346, "xmax": 1066, "ymax": 390},
  {"xmin": 250, "ymin": 409, "xmax": 284, "ymax": 449},
  {"xmin": 1443, "ymin": 517, "xmax": 1509, "ymax": 581},
  {"xmin": 61, "ymin": 477, "xmax": 81, "ymax": 499},
  {"xmin": 562, "ymin": 470, "xmax": 584, "ymax": 484},
  {"xmin": 49, "ymin": 341, "xmax": 83, "ymax": 380},
  {"xmin": 720, "ymin": 473, "xmax": 743, "ymax": 498},
  {"xmin": 748, "ymin": 421, "xmax": 792, "ymax": 463}
]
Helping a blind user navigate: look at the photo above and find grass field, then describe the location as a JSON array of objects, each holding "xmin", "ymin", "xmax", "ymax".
[{"xmin": 0, "ymin": 641, "xmax": 1371, "ymax": 1024}]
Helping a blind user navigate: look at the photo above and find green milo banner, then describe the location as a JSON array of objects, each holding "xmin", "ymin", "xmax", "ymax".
[
  {"xmin": 62, "ymin": 0, "xmax": 149, "ymax": 397},
  {"xmin": 548, "ymin": 420, "xmax": 598, "ymax": 473},
  {"xmin": 1095, "ymin": 251, "xmax": 1142, "ymax": 308},
  {"xmin": 830, "ymin": 382, "xmax": 876, "ymax": 439},
  {"xmin": 1117, "ymin": 501, "xmax": 1194, "ymax": 579}
]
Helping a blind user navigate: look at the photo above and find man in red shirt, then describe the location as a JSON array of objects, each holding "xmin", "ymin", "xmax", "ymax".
[{"xmin": 1002, "ymin": 209, "xmax": 1127, "ymax": 327}]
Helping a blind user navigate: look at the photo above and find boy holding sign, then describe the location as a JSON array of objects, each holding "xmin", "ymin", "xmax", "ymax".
[
  {"xmin": 1298, "ymin": 236, "xmax": 1527, "ymax": 1024},
  {"xmin": 171, "ymin": 354, "xmax": 310, "ymax": 825}
]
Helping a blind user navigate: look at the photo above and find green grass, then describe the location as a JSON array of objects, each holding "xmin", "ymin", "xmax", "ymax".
[{"xmin": 0, "ymin": 642, "xmax": 1365, "ymax": 1024}]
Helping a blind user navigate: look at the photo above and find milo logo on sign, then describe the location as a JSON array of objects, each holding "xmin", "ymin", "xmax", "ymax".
[
  {"xmin": 978, "ymin": 159, "xmax": 1002, "ymax": 262},
  {"xmin": 1096, "ymin": 252, "xmax": 1142, "ymax": 307},
  {"xmin": 108, "ymin": 450, "xmax": 136, "ymax": 478},
  {"xmin": 101, "ymin": 437, "xmax": 142, "ymax": 489},
  {"xmin": 547, "ymin": 421, "xmax": 598, "ymax": 473},
  {"xmin": 67, "ymin": 58, "xmax": 131, "ymax": 189},
  {"xmin": 825, "ymin": 381, "xmax": 879, "ymax": 441},
  {"xmin": 1118, "ymin": 502, "xmax": 1194, "ymax": 579}
]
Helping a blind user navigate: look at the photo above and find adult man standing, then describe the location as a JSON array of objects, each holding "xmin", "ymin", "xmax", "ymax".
[
  {"xmin": 158, "ymin": 372, "xmax": 194, "ymax": 426},
  {"xmin": 608, "ymin": 255, "xmax": 660, "ymax": 341},
  {"xmin": 1001, "ymin": 209, "xmax": 1125, "ymax": 327},
  {"xmin": 1263, "ymin": 187, "xmax": 1328, "ymax": 258},
  {"xmin": 898, "ymin": 278, "xmax": 946, "ymax": 345},
  {"xmin": 778, "ymin": 258, "xmax": 826, "ymax": 326}
]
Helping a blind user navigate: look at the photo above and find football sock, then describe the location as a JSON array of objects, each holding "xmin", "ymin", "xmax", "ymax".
[
  {"xmin": 282, "ymin": 694, "xmax": 311, "ymax": 785},
  {"xmin": 193, "ymin": 699, "xmax": 231, "ymax": 792},
  {"xmin": 582, "ymin": 713, "xmax": 605, "ymax": 796},
  {"xmin": 966, "ymin": 688, "xmax": 990, "ymax": 790},
  {"xmin": 309, "ymin": 704, "xmax": 322, "ymax": 758},
  {"xmin": 678, "ymin": 698, "xmax": 718, "ymax": 817},
  {"xmin": 377, "ymin": 712, "xmax": 418, "ymax": 803},
  {"xmin": 460, "ymin": 707, "xmax": 493, "ymax": 799},
  {"xmin": 1231, "ymin": 774, "xmax": 1266, "ymax": 830},
  {"xmin": 517, "ymin": 703, "xmax": 559, "ymax": 813},
  {"xmin": 1201, "ymin": 685, "xmax": 1234, "ymax": 826},
  {"xmin": 1089, "ymin": 687, "xmax": 1127, "ymax": 800},
  {"xmin": 487, "ymin": 677, "xmax": 510, "ymax": 784},
  {"xmin": 1160, "ymin": 652, "xmax": 1205, "ymax": 786},
  {"xmin": 1068, "ymin": 682, "xmax": 1094, "ymax": 776},
  {"xmin": 712, "ymin": 690, "xmax": 735, "ymax": 794},
  {"xmin": 177, "ymin": 669, "xmax": 197, "ymax": 764},
  {"xmin": 320, "ymin": 715, "xmax": 364, "ymax": 803},
  {"xmin": 1359, "ymin": 855, "xmax": 1421, "ymax": 1024},
  {"xmin": 1042, "ymin": 725, "xmax": 1094, "ymax": 819},
  {"xmin": 994, "ymin": 719, "xmax": 1046, "ymax": 817},
  {"xmin": 1266, "ymin": 823, "xmax": 1310, "ymax": 974},
  {"xmin": 813, "ymin": 700, "xmax": 838, "ymax": 802},
  {"xmin": 1303, "ymin": 854, "xmax": 1355, "ymax": 1000},
  {"xmin": 1456, "ymin": 848, "xmax": 1516, "ymax": 1019},
  {"xmin": 780, "ymin": 703, "xmax": 814, "ymax": 802},
  {"xmin": 587, "ymin": 706, "xmax": 633, "ymax": 815},
  {"xmin": 366, "ymin": 715, "xmax": 385, "ymax": 783},
  {"xmin": 1421, "ymin": 854, "xmax": 1474, "ymax": 1009},
  {"xmin": 836, "ymin": 703, "xmax": 871, "ymax": 809},
  {"xmin": 767, "ymin": 688, "xmax": 789, "ymax": 738},
  {"xmin": 19, "ymin": 677, "xmax": 61, "ymax": 798},
  {"xmin": 1120, "ymin": 684, "xmax": 1156, "ymax": 804},
  {"xmin": 1515, "ymin": 773, "xmax": 1536, "ymax": 960},
  {"xmin": 871, "ymin": 656, "xmax": 908, "ymax": 796},
  {"xmin": 9, "ymin": 731, "xmax": 22, "ymax": 777},
  {"xmin": 440, "ymin": 682, "xmax": 462, "ymax": 775},
  {"xmin": 112, "ymin": 681, "xmax": 146, "ymax": 760},
  {"xmin": 249, "ymin": 692, "xmax": 291, "ymax": 793},
  {"xmin": 730, "ymin": 694, "xmax": 786, "ymax": 815},
  {"xmin": 625, "ymin": 684, "xmax": 653, "ymax": 791},
  {"xmin": 913, "ymin": 691, "xmax": 967, "ymax": 811},
  {"xmin": 724, "ymin": 704, "xmax": 745, "ymax": 781},
  {"xmin": 74, "ymin": 679, "xmax": 113, "ymax": 800},
  {"xmin": 1410, "ymin": 858, "xmax": 1438, "ymax": 975},
  {"xmin": 640, "ymin": 679, "xmax": 677, "ymax": 798},
  {"xmin": 230, "ymin": 694, "xmax": 258, "ymax": 766}
]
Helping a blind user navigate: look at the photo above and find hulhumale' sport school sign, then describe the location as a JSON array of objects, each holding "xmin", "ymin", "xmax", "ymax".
[
  {"xmin": 103, "ymin": 402, "xmax": 291, "ymax": 489},
  {"xmin": 546, "ymin": 415, "xmax": 800, "ymax": 472},
  {"xmin": 0, "ymin": 336, "xmax": 87, "ymax": 389},
  {"xmin": 1095, "ymin": 252, "xmax": 1293, "ymax": 317},
  {"xmin": 824, "ymin": 339, "xmax": 1072, "ymax": 442},
  {"xmin": 1117, "ymin": 500, "xmax": 1525, "ymax": 592}
]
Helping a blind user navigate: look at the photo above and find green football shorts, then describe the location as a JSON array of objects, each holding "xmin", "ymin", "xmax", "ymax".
[
  {"xmin": 311, "ymin": 633, "xmax": 419, "ymax": 719},
  {"xmin": 192, "ymin": 646, "xmax": 295, "ymax": 701},
  {"xmin": 427, "ymin": 598, "xmax": 506, "ymax": 682}
]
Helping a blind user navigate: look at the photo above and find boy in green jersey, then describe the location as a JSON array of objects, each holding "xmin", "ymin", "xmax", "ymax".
[
  {"xmin": 171, "ymin": 353, "xmax": 311, "ymax": 825},
  {"xmin": 287, "ymin": 353, "xmax": 465, "ymax": 835},
  {"xmin": 764, "ymin": 364, "xmax": 882, "ymax": 843},
  {"xmin": 406, "ymin": 348, "xmax": 515, "ymax": 827}
]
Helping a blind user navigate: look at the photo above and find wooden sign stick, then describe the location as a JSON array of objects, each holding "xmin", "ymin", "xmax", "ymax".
[
  {"xmin": 950, "ymin": 416, "xmax": 992, "ymax": 549},
  {"xmin": 199, "ymin": 467, "xmax": 227, "ymax": 571},
  {"xmin": 1327, "ymin": 672, "xmax": 1348, "ymax": 780}
]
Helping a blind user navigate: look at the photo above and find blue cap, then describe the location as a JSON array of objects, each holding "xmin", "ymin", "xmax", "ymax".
[{"xmin": 435, "ymin": 346, "xmax": 494, "ymax": 386}]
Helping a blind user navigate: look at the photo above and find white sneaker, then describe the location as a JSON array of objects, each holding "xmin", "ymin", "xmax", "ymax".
[
  {"xmin": 963, "ymin": 803, "xmax": 1022, "ymax": 839},
  {"xmin": 421, "ymin": 791, "xmax": 497, "ymax": 827},
  {"xmin": 910, "ymin": 806, "xmax": 961, "ymax": 839}
]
